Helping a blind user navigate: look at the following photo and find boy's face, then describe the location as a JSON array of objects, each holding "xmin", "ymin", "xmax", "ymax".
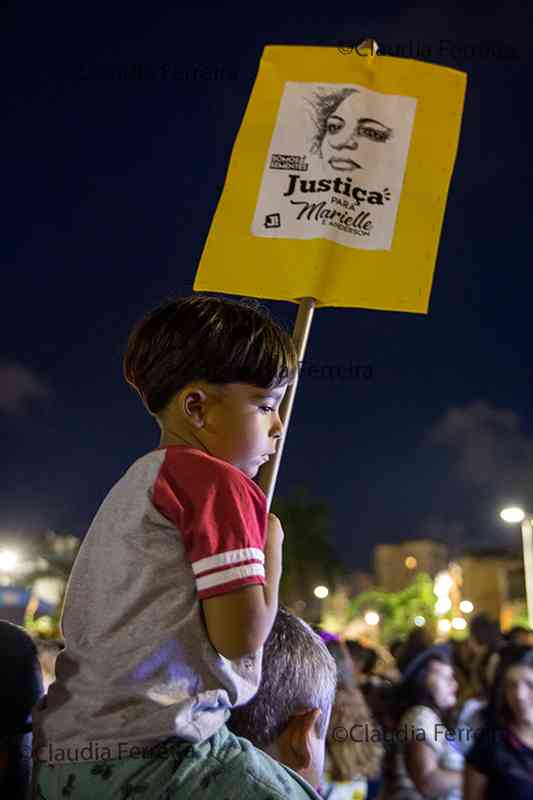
[{"xmin": 185, "ymin": 382, "xmax": 287, "ymax": 479}]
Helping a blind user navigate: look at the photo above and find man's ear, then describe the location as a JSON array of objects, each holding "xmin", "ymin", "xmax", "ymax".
[{"xmin": 283, "ymin": 708, "xmax": 321, "ymax": 769}]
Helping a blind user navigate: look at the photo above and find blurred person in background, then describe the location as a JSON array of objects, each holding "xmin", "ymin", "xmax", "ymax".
[
  {"xmin": 450, "ymin": 638, "xmax": 476, "ymax": 708},
  {"xmin": 468, "ymin": 615, "xmax": 501, "ymax": 652},
  {"xmin": 34, "ymin": 639, "xmax": 64, "ymax": 693},
  {"xmin": 452, "ymin": 649, "xmax": 501, "ymax": 758},
  {"xmin": 346, "ymin": 640, "xmax": 393, "ymax": 694},
  {"xmin": 0, "ymin": 621, "xmax": 43, "ymax": 800},
  {"xmin": 396, "ymin": 628, "xmax": 434, "ymax": 675},
  {"xmin": 466, "ymin": 614, "xmax": 502, "ymax": 699},
  {"xmin": 504, "ymin": 626, "xmax": 533, "ymax": 647},
  {"xmin": 345, "ymin": 640, "xmax": 377, "ymax": 687},
  {"xmin": 323, "ymin": 639, "xmax": 384, "ymax": 800},
  {"xmin": 465, "ymin": 645, "xmax": 533, "ymax": 800},
  {"xmin": 389, "ymin": 639, "xmax": 405, "ymax": 665},
  {"xmin": 382, "ymin": 645, "xmax": 463, "ymax": 800},
  {"xmin": 346, "ymin": 640, "xmax": 398, "ymax": 686},
  {"xmin": 345, "ymin": 640, "xmax": 399, "ymax": 758}
]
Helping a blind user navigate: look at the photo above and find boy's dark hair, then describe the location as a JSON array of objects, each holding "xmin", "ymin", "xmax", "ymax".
[{"xmin": 123, "ymin": 295, "xmax": 299, "ymax": 415}]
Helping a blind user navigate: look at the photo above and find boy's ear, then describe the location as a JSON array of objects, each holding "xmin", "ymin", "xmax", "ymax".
[{"xmin": 182, "ymin": 387, "xmax": 209, "ymax": 428}]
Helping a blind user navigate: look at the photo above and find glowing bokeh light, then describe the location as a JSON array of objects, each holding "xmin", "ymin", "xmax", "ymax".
[{"xmin": 364, "ymin": 611, "xmax": 380, "ymax": 626}]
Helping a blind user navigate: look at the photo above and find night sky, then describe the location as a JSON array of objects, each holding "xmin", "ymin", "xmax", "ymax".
[{"xmin": 3, "ymin": 4, "xmax": 533, "ymax": 573}]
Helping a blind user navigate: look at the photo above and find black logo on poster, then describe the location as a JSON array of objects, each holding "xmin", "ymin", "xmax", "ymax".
[
  {"xmin": 264, "ymin": 213, "xmax": 281, "ymax": 228},
  {"xmin": 270, "ymin": 154, "xmax": 309, "ymax": 171}
]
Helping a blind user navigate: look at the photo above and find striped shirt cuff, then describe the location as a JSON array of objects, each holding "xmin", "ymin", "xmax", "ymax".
[{"xmin": 192, "ymin": 548, "xmax": 265, "ymax": 598}]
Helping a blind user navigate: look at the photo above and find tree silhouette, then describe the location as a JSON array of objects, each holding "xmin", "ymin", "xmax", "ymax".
[{"xmin": 271, "ymin": 484, "xmax": 346, "ymax": 615}]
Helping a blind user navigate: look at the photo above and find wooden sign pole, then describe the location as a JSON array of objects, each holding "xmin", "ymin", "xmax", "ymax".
[{"xmin": 257, "ymin": 296, "xmax": 316, "ymax": 509}]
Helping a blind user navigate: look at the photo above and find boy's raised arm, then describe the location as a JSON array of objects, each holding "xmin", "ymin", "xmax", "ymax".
[{"xmin": 201, "ymin": 513, "xmax": 283, "ymax": 660}]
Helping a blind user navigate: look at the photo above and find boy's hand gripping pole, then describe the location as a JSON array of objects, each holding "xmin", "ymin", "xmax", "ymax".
[{"xmin": 257, "ymin": 297, "xmax": 316, "ymax": 510}]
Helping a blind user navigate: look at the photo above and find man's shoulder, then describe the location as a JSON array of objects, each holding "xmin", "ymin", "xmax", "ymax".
[{"xmin": 214, "ymin": 731, "xmax": 321, "ymax": 799}]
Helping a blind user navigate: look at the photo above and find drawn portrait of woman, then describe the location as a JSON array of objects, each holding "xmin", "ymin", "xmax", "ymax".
[{"xmin": 307, "ymin": 87, "xmax": 393, "ymax": 173}]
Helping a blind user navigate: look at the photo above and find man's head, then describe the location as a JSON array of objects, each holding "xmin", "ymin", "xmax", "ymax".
[
  {"xmin": 228, "ymin": 606, "xmax": 337, "ymax": 790},
  {"xmin": 123, "ymin": 295, "xmax": 299, "ymax": 478}
]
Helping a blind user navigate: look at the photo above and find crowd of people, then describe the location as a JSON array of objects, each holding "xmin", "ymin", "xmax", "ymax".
[
  {"xmin": 3, "ymin": 613, "xmax": 533, "ymax": 799},
  {"xmin": 2, "ymin": 296, "xmax": 533, "ymax": 800},
  {"xmin": 312, "ymin": 616, "xmax": 533, "ymax": 800}
]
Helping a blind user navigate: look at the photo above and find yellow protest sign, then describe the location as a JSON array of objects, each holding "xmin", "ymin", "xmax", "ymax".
[{"xmin": 194, "ymin": 45, "xmax": 466, "ymax": 313}]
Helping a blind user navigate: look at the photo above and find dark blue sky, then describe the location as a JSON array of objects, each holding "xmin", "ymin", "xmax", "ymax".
[{"xmin": 3, "ymin": 4, "xmax": 533, "ymax": 571}]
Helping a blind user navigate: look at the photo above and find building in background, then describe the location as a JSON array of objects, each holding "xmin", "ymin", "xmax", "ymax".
[
  {"xmin": 458, "ymin": 549, "xmax": 526, "ymax": 629},
  {"xmin": 374, "ymin": 539, "xmax": 449, "ymax": 592}
]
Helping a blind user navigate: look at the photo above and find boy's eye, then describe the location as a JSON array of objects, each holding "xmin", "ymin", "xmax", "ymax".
[{"xmin": 259, "ymin": 405, "xmax": 274, "ymax": 413}]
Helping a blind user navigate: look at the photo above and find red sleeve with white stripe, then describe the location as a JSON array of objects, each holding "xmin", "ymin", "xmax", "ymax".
[{"xmin": 152, "ymin": 447, "xmax": 268, "ymax": 600}]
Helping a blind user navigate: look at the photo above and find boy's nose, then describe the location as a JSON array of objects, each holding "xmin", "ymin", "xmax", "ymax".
[{"xmin": 271, "ymin": 414, "xmax": 283, "ymax": 436}]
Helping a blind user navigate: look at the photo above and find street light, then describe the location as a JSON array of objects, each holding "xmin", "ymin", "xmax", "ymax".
[
  {"xmin": 0, "ymin": 549, "xmax": 19, "ymax": 572},
  {"xmin": 500, "ymin": 506, "xmax": 533, "ymax": 628},
  {"xmin": 501, "ymin": 507, "xmax": 526, "ymax": 524},
  {"xmin": 314, "ymin": 585, "xmax": 329, "ymax": 599}
]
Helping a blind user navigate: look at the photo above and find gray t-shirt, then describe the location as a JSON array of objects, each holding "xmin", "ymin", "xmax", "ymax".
[{"xmin": 33, "ymin": 446, "xmax": 268, "ymax": 763}]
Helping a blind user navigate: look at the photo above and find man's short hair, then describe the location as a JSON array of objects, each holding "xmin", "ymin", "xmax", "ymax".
[{"xmin": 228, "ymin": 606, "xmax": 337, "ymax": 748}]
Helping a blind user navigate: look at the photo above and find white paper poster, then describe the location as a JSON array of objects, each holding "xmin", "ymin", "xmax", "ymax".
[{"xmin": 251, "ymin": 81, "xmax": 417, "ymax": 251}]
